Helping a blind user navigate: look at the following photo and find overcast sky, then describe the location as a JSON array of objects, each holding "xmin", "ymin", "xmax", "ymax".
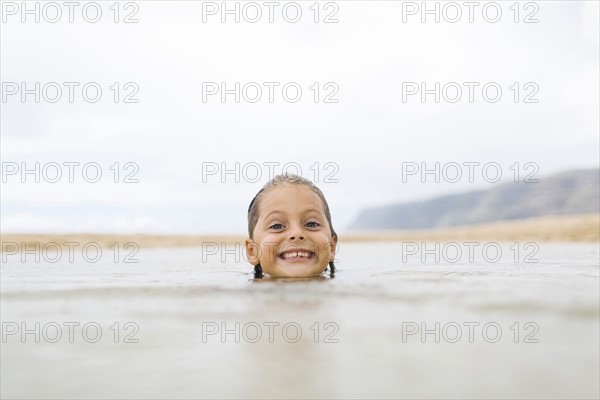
[{"xmin": 1, "ymin": 0, "xmax": 598, "ymax": 234}]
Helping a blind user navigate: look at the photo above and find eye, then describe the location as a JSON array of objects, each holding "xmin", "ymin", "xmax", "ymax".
[
  {"xmin": 269, "ymin": 223, "xmax": 285, "ymax": 230},
  {"xmin": 305, "ymin": 221, "xmax": 321, "ymax": 228}
]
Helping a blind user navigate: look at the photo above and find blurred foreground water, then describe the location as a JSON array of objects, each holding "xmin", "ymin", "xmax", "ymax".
[{"xmin": 1, "ymin": 242, "xmax": 599, "ymax": 399}]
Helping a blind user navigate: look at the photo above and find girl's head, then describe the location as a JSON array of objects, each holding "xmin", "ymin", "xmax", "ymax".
[{"xmin": 245, "ymin": 174, "xmax": 337, "ymax": 278}]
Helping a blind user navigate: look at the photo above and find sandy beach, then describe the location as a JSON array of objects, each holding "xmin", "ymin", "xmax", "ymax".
[{"xmin": 1, "ymin": 213, "xmax": 598, "ymax": 251}]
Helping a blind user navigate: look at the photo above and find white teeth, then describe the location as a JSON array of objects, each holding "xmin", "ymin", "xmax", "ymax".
[{"xmin": 282, "ymin": 251, "xmax": 311, "ymax": 259}]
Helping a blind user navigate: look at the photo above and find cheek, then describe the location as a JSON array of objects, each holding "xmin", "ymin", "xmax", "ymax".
[
  {"xmin": 309, "ymin": 235, "xmax": 334, "ymax": 258},
  {"xmin": 258, "ymin": 237, "xmax": 280, "ymax": 259},
  {"xmin": 311, "ymin": 232, "xmax": 333, "ymax": 245}
]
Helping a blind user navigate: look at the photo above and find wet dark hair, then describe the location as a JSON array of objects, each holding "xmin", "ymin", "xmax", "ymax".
[{"xmin": 247, "ymin": 174, "xmax": 336, "ymax": 278}]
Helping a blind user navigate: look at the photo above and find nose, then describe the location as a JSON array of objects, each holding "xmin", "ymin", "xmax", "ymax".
[{"xmin": 288, "ymin": 225, "xmax": 305, "ymax": 241}]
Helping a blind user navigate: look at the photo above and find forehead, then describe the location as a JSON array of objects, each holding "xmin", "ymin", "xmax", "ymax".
[{"xmin": 259, "ymin": 184, "xmax": 325, "ymax": 215}]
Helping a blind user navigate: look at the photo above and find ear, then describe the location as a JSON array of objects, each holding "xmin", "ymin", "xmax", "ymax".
[
  {"xmin": 245, "ymin": 239, "xmax": 260, "ymax": 265},
  {"xmin": 329, "ymin": 235, "xmax": 338, "ymax": 261}
]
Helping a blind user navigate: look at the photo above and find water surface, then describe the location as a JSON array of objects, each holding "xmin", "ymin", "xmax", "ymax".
[{"xmin": 1, "ymin": 242, "xmax": 598, "ymax": 399}]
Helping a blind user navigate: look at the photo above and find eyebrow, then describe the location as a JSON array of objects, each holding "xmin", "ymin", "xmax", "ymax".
[
  {"xmin": 263, "ymin": 210, "xmax": 284, "ymax": 220},
  {"xmin": 263, "ymin": 209, "xmax": 324, "ymax": 219}
]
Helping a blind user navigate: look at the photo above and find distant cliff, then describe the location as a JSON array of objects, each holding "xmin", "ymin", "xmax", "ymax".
[{"xmin": 348, "ymin": 169, "xmax": 600, "ymax": 230}]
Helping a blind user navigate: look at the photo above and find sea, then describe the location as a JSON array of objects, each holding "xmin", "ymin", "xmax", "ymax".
[{"xmin": 1, "ymin": 241, "xmax": 599, "ymax": 399}]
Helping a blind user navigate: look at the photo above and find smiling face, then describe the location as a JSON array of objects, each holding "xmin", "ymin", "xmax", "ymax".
[{"xmin": 245, "ymin": 184, "xmax": 337, "ymax": 277}]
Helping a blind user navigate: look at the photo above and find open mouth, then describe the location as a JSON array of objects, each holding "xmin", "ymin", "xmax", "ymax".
[{"xmin": 279, "ymin": 249, "xmax": 315, "ymax": 262}]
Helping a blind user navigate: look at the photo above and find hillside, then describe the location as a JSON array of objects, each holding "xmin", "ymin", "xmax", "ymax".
[{"xmin": 348, "ymin": 169, "xmax": 599, "ymax": 230}]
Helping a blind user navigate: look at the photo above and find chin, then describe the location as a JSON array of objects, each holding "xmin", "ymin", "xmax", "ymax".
[{"xmin": 266, "ymin": 263, "xmax": 327, "ymax": 278}]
